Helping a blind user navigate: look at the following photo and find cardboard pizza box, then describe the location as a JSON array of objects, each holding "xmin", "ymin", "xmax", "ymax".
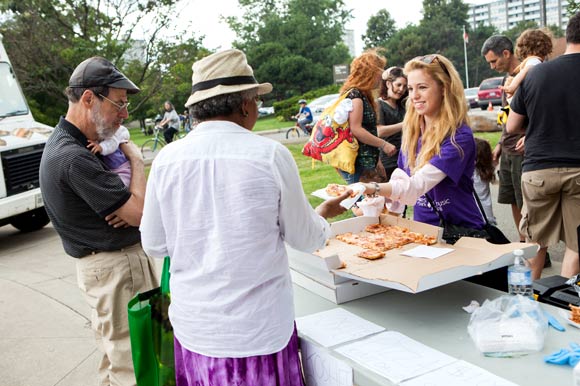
[
  {"xmin": 287, "ymin": 244, "xmax": 351, "ymax": 286},
  {"xmin": 308, "ymin": 214, "xmax": 537, "ymax": 294},
  {"xmin": 289, "ymin": 268, "xmax": 389, "ymax": 304}
]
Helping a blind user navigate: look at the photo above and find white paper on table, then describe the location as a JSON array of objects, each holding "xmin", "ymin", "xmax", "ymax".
[
  {"xmin": 296, "ymin": 308, "xmax": 385, "ymax": 348},
  {"xmin": 401, "ymin": 245, "xmax": 454, "ymax": 259},
  {"xmin": 335, "ymin": 331, "xmax": 456, "ymax": 384},
  {"xmin": 400, "ymin": 360, "xmax": 518, "ymax": 386},
  {"xmin": 301, "ymin": 339, "xmax": 353, "ymax": 386}
]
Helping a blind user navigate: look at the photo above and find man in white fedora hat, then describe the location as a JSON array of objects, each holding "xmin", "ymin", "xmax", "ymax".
[{"xmin": 140, "ymin": 49, "xmax": 350, "ymax": 385}]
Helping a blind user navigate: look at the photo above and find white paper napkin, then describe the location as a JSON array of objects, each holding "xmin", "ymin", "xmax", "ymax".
[{"xmin": 401, "ymin": 245, "xmax": 454, "ymax": 259}]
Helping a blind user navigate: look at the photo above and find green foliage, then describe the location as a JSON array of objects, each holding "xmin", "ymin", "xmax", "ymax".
[
  {"xmin": 273, "ymin": 84, "xmax": 340, "ymax": 120},
  {"xmin": 547, "ymin": 24, "xmax": 565, "ymax": 38},
  {"xmin": 568, "ymin": 0, "xmax": 580, "ymax": 16},
  {"xmin": 363, "ymin": 9, "xmax": 397, "ymax": 50},
  {"xmin": 464, "ymin": 24, "xmax": 498, "ymax": 88},
  {"xmin": 228, "ymin": 0, "xmax": 351, "ymax": 102},
  {"xmin": 503, "ymin": 20, "xmax": 540, "ymax": 43},
  {"xmin": 0, "ymin": 0, "xmax": 192, "ymax": 126}
]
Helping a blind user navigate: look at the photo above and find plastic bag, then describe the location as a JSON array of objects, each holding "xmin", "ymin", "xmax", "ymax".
[{"xmin": 467, "ymin": 295, "xmax": 548, "ymax": 357}]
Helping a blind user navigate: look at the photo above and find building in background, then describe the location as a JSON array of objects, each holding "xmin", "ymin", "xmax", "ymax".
[
  {"xmin": 468, "ymin": 0, "xmax": 569, "ymax": 31},
  {"xmin": 343, "ymin": 29, "xmax": 356, "ymax": 57}
]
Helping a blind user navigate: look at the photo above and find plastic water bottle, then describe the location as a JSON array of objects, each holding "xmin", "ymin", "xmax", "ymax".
[{"xmin": 507, "ymin": 249, "xmax": 533, "ymax": 297}]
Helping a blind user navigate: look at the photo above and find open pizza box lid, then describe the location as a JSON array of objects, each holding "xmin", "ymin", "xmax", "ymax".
[{"xmin": 311, "ymin": 214, "xmax": 537, "ymax": 294}]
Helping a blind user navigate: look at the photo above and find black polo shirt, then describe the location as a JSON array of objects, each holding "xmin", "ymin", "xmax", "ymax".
[{"xmin": 39, "ymin": 117, "xmax": 140, "ymax": 258}]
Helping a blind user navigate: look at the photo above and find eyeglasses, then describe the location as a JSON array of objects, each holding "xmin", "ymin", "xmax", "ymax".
[
  {"xmin": 415, "ymin": 54, "xmax": 450, "ymax": 78},
  {"xmin": 98, "ymin": 93, "xmax": 130, "ymax": 112},
  {"xmin": 254, "ymin": 96, "xmax": 263, "ymax": 109}
]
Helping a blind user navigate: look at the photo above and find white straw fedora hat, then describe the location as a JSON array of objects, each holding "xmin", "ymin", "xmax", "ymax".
[{"xmin": 185, "ymin": 49, "xmax": 272, "ymax": 107}]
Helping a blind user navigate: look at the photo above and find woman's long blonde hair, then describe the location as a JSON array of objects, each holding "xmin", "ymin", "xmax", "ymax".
[
  {"xmin": 340, "ymin": 49, "xmax": 386, "ymax": 111},
  {"xmin": 401, "ymin": 54, "xmax": 469, "ymax": 173}
]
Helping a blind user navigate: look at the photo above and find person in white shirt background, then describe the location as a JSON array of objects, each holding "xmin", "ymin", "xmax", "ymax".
[{"xmin": 140, "ymin": 49, "xmax": 349, "ymax": 386}]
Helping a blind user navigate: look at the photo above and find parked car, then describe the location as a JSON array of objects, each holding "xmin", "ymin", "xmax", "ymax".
[
  {"xmin": 258, "ymin": 106, "xmax": 274, "ymax": 117},
  {"xmin": 464, "ymin": 87, "xmax": 479, "ymax": 109},
  {"xmin": 308, "ymin": 93, "xmax": 340, "ymax": 123},
  {"xmin": 477, "ymin": 77, "xmax": 503, "ymax": 110}
]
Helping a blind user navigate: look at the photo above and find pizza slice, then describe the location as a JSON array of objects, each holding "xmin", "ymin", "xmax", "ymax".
[
  {"xmin": 357, "ymin": 249, "xmax": 385, "ymax": 260},
  {"xmin": 325, "ymin": 183, "xmax": 358, "ymax": 198}
]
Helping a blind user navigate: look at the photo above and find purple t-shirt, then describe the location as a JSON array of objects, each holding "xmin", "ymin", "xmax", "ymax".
[{"xmin": 398, "ymin": 124, "xmax": 484, "ymax": 229}]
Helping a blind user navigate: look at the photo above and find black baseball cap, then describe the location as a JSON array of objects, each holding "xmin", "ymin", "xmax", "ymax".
[{"xmin": 68, "ymin": 56, "xmax": 140, "ymax": 94}]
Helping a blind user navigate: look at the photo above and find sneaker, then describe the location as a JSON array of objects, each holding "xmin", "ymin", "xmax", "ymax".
[{"xmin": 544, "ymin": 252, "xmax": 552, "ymax": 268}]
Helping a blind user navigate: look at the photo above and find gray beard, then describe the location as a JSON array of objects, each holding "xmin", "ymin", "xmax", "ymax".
[{"xmin": 92, "ymin": 103, "xmax": 117, "ymax": 141}]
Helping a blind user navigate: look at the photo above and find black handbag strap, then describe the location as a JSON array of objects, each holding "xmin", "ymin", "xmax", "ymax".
[
  {"xmin": 424, "ymin": 186, "xmax": 491, "ymax": 226},
  {"xmin": 424, "ymin": 192, "xmax": 446, "ymax": 225}
]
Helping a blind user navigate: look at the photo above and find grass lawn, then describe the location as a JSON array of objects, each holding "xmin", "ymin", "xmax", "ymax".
[
  {"xmin": 130, "ymin": 126, "xmax": 501, "ymax": 222},
  {"xmin": 254, "ymin": 116, "xmax": 294, "ymax": 132}
]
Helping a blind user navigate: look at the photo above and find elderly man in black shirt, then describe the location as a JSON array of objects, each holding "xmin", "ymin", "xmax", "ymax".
[{"xmin": 39, "ymin": 57, "xmax": 157, "ymax": 386}]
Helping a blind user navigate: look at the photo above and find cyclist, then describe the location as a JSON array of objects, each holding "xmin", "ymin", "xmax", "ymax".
[
  {"xmin": 158, "ymin": 101, "xmax": 180, "ymax": 143},
  {"xmin": 293, "ymin": 99, "xmax": 312, "ymax": 135}
]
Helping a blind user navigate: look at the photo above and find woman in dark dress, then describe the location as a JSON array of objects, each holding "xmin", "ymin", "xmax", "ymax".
[
  {"xmin": 337, "ymin": 50, "xmax": 396, "ymax": 184},
  {"xmin": 377, "ymin": 66, "xmax": 408, "ymax": 181}
]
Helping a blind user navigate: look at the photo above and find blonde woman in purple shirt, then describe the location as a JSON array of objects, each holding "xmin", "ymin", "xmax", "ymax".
[{"xmin": 357, "ymin": 54, "xmax": 484, "ymax": 231}]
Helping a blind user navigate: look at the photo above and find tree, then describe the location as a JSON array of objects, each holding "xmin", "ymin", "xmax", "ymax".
[
  {"xmin": 0, "ymin": 0, "xmax": 187, "ymax": 126},
  {"xmin": 464, "ymin": 24, "xmax": 498, "ymax": 88},
  {"xmin": 503, "ymin": 20, "xmax": 539, "ymax": 43},
  {"xmin": 568, "ymin": 0, "xmax": 580, "ymax": 16},
  {"xmin": 362, "ymin": 9, "xmax": 397, "ymax": 50},
  {"xmin": 227, "ymin": 0, "xmax": 351, "ymax": 101}
]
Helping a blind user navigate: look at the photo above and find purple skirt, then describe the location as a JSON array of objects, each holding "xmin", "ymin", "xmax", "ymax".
[{"xmin": 174, "ymin": 325, "xmax": 305, "ymax": 386}]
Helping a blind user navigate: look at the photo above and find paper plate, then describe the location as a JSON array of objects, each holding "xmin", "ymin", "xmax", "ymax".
[
  {"xmin": 558, "ymin": 308, "xmax": 580, "ymax": 329},
  {"xmin": 311, "ymin": 183, "xmax": 365, "ymax": 209}
]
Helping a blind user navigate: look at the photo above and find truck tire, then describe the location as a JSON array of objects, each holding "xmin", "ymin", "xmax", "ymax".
[{"xmin": 10, "ymin": 207, "xmax": 50, "ymax": 232}]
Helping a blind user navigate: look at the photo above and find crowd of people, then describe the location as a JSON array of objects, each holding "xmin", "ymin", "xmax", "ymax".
[{"xmin": 37, "ymin": 11, "xmax": 580, "ymax": 386}]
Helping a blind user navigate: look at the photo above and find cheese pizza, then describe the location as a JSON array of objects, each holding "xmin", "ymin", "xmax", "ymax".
[
  {"xmin": 334, "ymin": 223, "xmax": 437, "ymax": 260},
  {"xmin": 325, "ymin": 183, "xmax": 358, "ymax": 198}
]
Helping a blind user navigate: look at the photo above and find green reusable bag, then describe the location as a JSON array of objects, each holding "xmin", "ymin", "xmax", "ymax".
[{"xmin": 128, "ymin": 256, "xmax": 175, "ymax": 386}]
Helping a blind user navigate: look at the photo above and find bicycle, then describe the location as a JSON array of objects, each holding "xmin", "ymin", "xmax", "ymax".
[
  {"xmin": 286, "ymin": 119, "xmax": 313, "ymax": 139},
  {"xmin": 141, "ymin": 126, "xmax": 166, "ymax": 158}
]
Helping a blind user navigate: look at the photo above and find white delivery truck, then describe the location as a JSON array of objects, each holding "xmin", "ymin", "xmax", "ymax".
[{"xmin": 0, "ymin": 34, "xmax": 53, "ymax": 232}]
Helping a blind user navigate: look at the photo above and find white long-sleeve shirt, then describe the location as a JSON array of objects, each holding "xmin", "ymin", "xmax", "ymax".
[
  {"xmin": 384, "ymin": 165, "xmax": 446, "ymax": 213},
  {"xmin": 140, "ymin": 121, "xmax": 331, "ymax": 358}
]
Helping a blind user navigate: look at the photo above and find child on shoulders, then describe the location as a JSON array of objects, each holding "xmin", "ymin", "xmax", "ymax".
[{"xmin": 502, "ymin": 28, "xmax": 553, "ymax": 101}]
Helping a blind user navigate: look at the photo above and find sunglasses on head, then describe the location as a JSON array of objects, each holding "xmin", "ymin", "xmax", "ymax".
[{"xmin": 415, "ymin": 54, "xmax": 450, "ymax": 78}]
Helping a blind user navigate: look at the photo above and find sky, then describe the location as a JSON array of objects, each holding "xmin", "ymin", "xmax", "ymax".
[
  {"xmin": 176, "ymin": 1, "xmax": 491, "ymax": 55},
  {"xmin": 176, "ymin": 1, "xmax": 423, "ymax": 55}
]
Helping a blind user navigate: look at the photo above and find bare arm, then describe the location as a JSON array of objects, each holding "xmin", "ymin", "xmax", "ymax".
[
  {"xmin": 492, "ymin": 143, "xmax": 501, "ymax": 166},
  {"xmin": 377, "ymin": 122, "xmax": 403, "ymax": 137},
  {"xmin": 502, "ymin": 67, "xmax": 529, "ymax": 96},
  {"xmin": 349, "ymin": 98, "xmax": 396, "ymax": 156},
  {"xmin": 105, "ymin": 141, "xmax": 146, "ymax": 227},
  {"xmin": 506, "ymin": 109, "xmax": 526, "ymax": 134}
]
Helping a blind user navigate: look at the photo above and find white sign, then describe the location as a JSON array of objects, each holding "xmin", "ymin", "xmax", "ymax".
[{"xmin": 302, "ymin": 339, "xmax": 353, "ymax": 386}]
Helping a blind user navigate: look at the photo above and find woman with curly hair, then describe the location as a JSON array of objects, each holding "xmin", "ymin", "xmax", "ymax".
[
  {"xmin": 502, "ymin": 28, "xmax": 553, "ymax": 98},
  {"xmin": 357, "ymin": 54, "xmax": 485, "ymax": 231},
  {"xmin": 337, "ymin": 50, "xmax": 397, "ymax": 183},
  {"xmin": 377, "ymin": 66, "xmax": 408, "ymax": 181}
]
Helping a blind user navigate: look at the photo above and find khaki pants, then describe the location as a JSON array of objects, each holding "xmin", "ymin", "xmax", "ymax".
[{"xmin": 76, "ymin": 244, "xmax": 158, "ymax": 386}]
